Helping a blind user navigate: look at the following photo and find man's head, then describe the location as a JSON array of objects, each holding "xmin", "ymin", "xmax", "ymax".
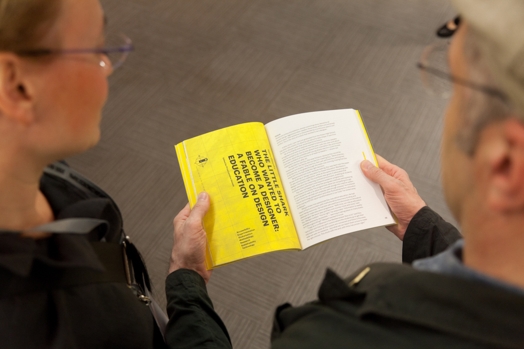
[
  {"xmin": 441, "ymin": 0, "xmax": 524, "ymax": 227},
  {"xmin": 452, "ymin": 0, "xmax": 524, "ymax": 117}
]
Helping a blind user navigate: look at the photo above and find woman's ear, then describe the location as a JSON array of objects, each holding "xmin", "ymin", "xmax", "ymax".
[
  {"xmin": 0, "ymin": 53, "xmax": 35, "ymax": 126},
  {"xmin": 485, "ymin": 118, "xmax": 524, "ymax": 212}
]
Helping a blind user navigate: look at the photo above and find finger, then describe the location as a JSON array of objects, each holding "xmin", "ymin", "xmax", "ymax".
[
  {"xmin": 174, "ymin": 203, "xmax": 191, "ymax": 229},
  {"xmin": 376, "ymin": 154, "xmax": 414, "ymax": 182},
  {"xmin": 360, "ymin": 160, "xmax": 395, "ymax": 191},
  {"xmin": 188, "ymin": 192, "xmax": 210, "ymax": 221},
  {"xmin": 375, "ymin": 154, "xmax": 391, "ymax": 168},
  {"xmin": 375, "ymin": 154, "xmax": 401, "ymax": 177}
]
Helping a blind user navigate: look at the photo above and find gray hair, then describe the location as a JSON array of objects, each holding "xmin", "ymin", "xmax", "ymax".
[{"xmin": 458, "ymin": 27, "xmax": 516, "ymax": 155}]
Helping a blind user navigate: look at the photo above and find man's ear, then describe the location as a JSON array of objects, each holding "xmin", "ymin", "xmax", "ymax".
[
  {"xmin": 0, "ymin": 53, "xmax": 34, "ymax": 126},
  {"xmin": 485, "ymin": 118, "xmax": 524, "ymax": 212}
]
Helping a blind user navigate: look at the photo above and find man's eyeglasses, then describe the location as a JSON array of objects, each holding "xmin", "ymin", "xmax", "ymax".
[
  {"xmin": 14, "ymin": 33, "xmax": 134, "ymax": 71},
  {"xmin": 417, "ymin": 41, "xmax": 508, "ymax": 103}
]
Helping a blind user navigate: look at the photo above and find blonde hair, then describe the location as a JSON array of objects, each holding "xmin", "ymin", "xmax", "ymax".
[{"xmin": 0, "ymin": 0, "xmax": 61, "ymax": 52}]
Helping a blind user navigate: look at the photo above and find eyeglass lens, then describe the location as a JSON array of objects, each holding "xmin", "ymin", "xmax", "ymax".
[
  {"xmin": 420, "ymin": 42, "xmax": 454, "ymax": 98},
  {"xmin": 103, "ymin": 33, "xmax": 132, "ymax": 70}
]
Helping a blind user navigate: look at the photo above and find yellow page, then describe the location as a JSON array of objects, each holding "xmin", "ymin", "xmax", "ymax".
[{"xmin": 175, "ymin": 122, "xmax": 300, "ymax": 268}]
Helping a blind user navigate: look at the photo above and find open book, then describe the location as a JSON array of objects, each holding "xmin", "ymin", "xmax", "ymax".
[{"xmin": 175, "ymin": 109, "xmax": 395, "ymax": 268}]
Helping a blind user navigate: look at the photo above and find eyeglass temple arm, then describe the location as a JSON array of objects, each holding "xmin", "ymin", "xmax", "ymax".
[{"xmin": 417, "ymin": 62, "xmax": 508, "ymax": 102}]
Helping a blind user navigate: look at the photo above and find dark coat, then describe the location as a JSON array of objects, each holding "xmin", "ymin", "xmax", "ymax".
[
  {"xmin": 0, "ymin": 169, "xmax": 167, "ymax": 348},
  {"xmin": 271, "ymin": 207, "xmax": 524, "ymax": 349}
]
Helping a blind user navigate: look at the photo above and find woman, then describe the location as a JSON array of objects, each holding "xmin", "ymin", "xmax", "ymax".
[{"xmin": 0, "ymin": 0, "xmax": 231, "ymax": 348}]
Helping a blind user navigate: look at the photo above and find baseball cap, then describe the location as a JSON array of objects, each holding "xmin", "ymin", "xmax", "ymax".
[{"xmin": 451, "ymin": 0, "xmax": 524, "ymax": 114}]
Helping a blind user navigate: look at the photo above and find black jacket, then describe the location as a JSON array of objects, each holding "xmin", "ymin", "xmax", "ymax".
[
  {"xmin": 0, "ymin": 169, "xmax": 174, "ymax": 348},
  {"xmin": 271, "ymin": 207, "xmax": 524, "ymax": 348}
]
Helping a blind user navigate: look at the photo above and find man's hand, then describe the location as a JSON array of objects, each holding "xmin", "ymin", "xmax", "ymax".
[
  {"xmin": 360, "ymin": 155, "xmax": 426, "ymax": 240},
  {"xmin": 169, "ymin": 192, "xmax": 212, "ymax": 283}
]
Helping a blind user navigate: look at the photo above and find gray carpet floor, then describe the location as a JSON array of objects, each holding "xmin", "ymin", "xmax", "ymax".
[{"xmin": 69, "ymin": 1, "xmax": 457, "ymax": 347}]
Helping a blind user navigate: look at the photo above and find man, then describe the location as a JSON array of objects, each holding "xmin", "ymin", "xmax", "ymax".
[{"xmin": 166, "ymin": 0, "xmax": 524, "ymax": 347}]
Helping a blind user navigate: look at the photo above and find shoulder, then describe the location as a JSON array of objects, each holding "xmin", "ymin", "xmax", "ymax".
[
  {"xmin": 273, "ymin": 264, "xmax": 524, "ymax": 349},
  {"xmin": 41, "ymin": 162, "xmax": 104, "ymax": 205},
  {"xmin": 40, "ymin": 163, "xmax": 123, "ymax": 242}
]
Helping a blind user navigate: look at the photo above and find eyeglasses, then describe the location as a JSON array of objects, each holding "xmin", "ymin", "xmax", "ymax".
[
  {"xmin": 417, "ymin": 41, "xmax": 508, "ymax": 103},
  {"xmin": 14, "ymin": 33, "xmax": 134, "ymax": 70}
]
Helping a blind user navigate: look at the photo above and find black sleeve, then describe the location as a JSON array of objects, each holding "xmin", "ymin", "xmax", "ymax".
[
  {"xmin": 402, "ymin": 206, "xmax": 462, "ymax": 264},
  {"xmin": 164, "ymin": 269, "xmax": 232, "ymax": 349}
]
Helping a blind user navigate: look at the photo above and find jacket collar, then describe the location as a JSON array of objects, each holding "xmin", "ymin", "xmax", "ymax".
[{"xmin": 319, "ymin": 264, "xmax": 524, "ymax": 348}]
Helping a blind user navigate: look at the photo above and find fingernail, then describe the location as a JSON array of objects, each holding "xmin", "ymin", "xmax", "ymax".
[{"xmin": 198, "ymin": 192, "xmax": 208, "ymax": 201}]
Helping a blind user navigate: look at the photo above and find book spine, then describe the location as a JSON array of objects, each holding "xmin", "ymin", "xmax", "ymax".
[{"xmin": 355, "ymin": 110, "xmax": 379, "ymax": 166}]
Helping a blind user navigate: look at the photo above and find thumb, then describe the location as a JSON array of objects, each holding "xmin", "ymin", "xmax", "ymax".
[
  {"xmin": 360, "ymin": 160, "xmax": 393, "ymax": 188},
  {"xmin": 190, "ymin": 192, "xmax": 210, "ymax": 220}
]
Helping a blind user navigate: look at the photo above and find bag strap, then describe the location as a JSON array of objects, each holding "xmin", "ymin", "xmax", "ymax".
[
  {"xmin": 0, "ymin": 217, "xmax": 108, "ymax": 236},
  {"xmin": 43, "ymin": 162, "xmax": 169, "ymax": 338},
  {"xmin": 32, "ymin": 218, "xmax": 108, "ymax": 234}
]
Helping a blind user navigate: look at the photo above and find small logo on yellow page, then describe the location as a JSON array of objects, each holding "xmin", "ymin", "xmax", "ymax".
[{"xmin": 196, "ymin": 156, "xmax": 208, "ymax": 167}]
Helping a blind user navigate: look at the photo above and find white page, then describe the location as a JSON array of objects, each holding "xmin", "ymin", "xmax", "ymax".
[{"xmin": 265, "ymin": 109, "xmax": 395, "ymax": 249}]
